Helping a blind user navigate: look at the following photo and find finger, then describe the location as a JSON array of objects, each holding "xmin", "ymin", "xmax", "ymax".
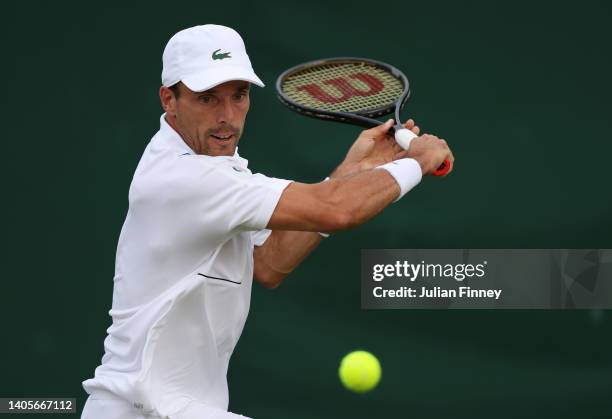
[
  {"xmin": 365, "ymin": 119, "xmax": 394, "ymax": 138},
  {"xmin": 403, "ymin": 119, "xmax": 415, "ymax": 129},
  {"xmin": 402, "ymin": 119, "xmax": 421, "ymax": 135}
]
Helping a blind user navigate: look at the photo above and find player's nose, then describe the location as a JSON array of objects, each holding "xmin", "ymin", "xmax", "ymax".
[{"xmin": 216, "ymin": 98, "xmax": 235, "ymax": 124}]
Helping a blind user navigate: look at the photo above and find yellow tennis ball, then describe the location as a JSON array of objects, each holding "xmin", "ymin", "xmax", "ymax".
[{"xmin": 338, "ymin": 350, "xmax": 382, "ymax": 393}]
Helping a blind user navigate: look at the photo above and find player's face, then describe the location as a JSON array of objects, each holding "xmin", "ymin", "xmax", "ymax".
[{"xmin": 171, "ymin": 80, "xmax": 251, "ymax": 156}]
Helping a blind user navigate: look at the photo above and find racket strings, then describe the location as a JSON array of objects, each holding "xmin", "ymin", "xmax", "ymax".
[{"xmin": 281, "ymin": 62, "xmax": 404, "ymax": 114}]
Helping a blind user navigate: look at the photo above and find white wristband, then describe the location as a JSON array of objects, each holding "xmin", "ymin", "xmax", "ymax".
[{"xmin": 378, "ymin": 158, "xmax": 423, "ymax": 202}]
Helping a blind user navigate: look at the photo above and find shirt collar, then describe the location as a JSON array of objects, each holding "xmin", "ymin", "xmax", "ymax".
[{"xmin": 159, "ymin": 113, "xmax": 249, "ymax": 168}]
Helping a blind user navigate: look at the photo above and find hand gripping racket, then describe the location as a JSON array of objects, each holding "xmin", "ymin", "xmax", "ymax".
[{"xmin": 275, "ymin": 57, "xmax": 451, "ymax": 176}]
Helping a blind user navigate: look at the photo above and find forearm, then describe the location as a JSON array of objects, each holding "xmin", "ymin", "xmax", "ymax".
[
  {"xmin": 254, "ymin": 230, "xmax": 322, "ymax": 288},
  {"xmin": 324, "ymin": 167, "xmax": 404, "ymax": 228},
  {"xmin": 268, "ymin": 157, "xmax": 422, "ymax": 233},
  {"xmin": 330, "ymin": 159, "xmax": 362, "ymax": 179},
  {"xmin": 264, "ymin": 229, "xmax": 322, "ymax": 272}
]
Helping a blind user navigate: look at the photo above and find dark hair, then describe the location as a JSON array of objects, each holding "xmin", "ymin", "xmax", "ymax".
[{"xmin": 169, "ymin": 82, "xmax": 182, "ymax": 98}]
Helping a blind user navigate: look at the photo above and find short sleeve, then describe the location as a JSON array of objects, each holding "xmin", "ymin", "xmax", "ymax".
[
  {"xmin": 133, "ymin": 155, "xmax": 292, "ymax": 246},
  {"xmin": 252, "ymin": 229, "xmax": 272, "ymax": 247}
]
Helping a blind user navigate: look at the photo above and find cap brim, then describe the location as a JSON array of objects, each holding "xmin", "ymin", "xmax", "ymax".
[{"xmin": 181, "ymin": 66, "xmax": 265, "ymax": 92}]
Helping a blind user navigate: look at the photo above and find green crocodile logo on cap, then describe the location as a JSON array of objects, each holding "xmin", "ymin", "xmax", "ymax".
[{"xmin": 212, "ymin": 49, "xmax": 232, "ymax": 60}]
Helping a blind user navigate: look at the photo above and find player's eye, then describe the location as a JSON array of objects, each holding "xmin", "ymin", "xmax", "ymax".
[
  {"xmin": 234, "ymin": 92, "xmax": 248, "ymax": 101},
  {"xmin": 198, "ymin": 95, "xmax": 215, "ymax": 104}
]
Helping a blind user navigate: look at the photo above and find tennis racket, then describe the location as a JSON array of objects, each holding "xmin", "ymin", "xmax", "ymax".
[{"xmin": 275, "ymin": 57, "xmax": 451, "ymax": 176}]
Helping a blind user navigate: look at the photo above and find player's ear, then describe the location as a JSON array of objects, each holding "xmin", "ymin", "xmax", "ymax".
[{"xmin": 160, "ymin": 86, "xmax": 177, "ymax": 116}]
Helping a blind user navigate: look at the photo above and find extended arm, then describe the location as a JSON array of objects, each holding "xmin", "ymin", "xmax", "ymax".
[
  {"xmin": 267, "ymin": 168, "xmax": 402, "ymax": 232},
  {"xmin": 253, "ymin": 119, "xmax": 453, "ymax": 288},
  {"xmin": 253, "ymin": 169, "xmax": 399, "ymax": 288}
]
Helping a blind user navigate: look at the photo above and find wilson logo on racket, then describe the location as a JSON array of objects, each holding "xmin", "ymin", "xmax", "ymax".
[{"xmin": 296, "ymin": 73, "xmax": 384, "ymax": 104}]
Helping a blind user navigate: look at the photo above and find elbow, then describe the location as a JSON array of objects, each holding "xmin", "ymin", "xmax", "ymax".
[
  {"xmin": 255, "ymin": 269, "xmax": 287, "ymax": 290},
  {"xmin": 260, "ymin": 278, "xmax": 282, "ymax": 290}
]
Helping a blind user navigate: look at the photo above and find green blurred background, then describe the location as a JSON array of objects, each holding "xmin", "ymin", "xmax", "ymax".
[{"xmin": 2, "ymin": 0, "xmax": 611, "ymax": 418}]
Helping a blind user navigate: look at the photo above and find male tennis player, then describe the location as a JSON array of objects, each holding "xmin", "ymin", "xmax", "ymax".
[{"xmin": 81, "ymin": 24, "xmax": 453, "ymax": 419}]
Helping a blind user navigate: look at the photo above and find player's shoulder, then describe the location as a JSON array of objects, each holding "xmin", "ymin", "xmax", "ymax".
[{"xmin": 132, "ymin": 151, "xmax": 257, "ymax": 201}]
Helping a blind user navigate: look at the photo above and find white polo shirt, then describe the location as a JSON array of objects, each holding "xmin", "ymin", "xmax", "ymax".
[{"xmin": 82, "ymin": 114, "xmax": 292, "ymax": 417}]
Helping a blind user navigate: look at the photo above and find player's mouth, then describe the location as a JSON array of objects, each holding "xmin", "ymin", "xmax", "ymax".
[{"xmin": 210, "ymin": 133, "xmax": 234, "ymax": 142}]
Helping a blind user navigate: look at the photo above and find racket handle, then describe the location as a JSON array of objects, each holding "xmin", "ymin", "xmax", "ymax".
[
  {"xmin": 394, "ymin": 128, "xmax": 451, "ymax": 177},
  {"xmin": 394, "ymin": 128, "xmax": 417, "ymax": 150}
]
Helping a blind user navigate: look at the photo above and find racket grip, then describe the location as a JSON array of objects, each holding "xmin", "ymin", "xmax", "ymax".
[
  {"xmin": 394, "ymin": 128, "xmax": 451, "ymax": 177},
  {"xmin": 394, "ymin": 128, "xmax": 417, "ymax": 150}
]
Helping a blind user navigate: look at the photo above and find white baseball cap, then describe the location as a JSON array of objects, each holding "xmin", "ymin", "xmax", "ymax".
[{"xmin": 162, "ymin": 24, "xmax": 264, "ymax": 92}]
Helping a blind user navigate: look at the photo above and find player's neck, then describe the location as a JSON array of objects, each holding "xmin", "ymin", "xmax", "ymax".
[{"xmin": 164, "ymin": 114, "xmax": 199, "ymax": 154}]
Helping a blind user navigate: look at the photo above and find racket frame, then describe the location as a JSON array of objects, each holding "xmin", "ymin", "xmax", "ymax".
[{"xmin": 275, "ymin": 57, "xmax": 411, "ymax": 129}]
